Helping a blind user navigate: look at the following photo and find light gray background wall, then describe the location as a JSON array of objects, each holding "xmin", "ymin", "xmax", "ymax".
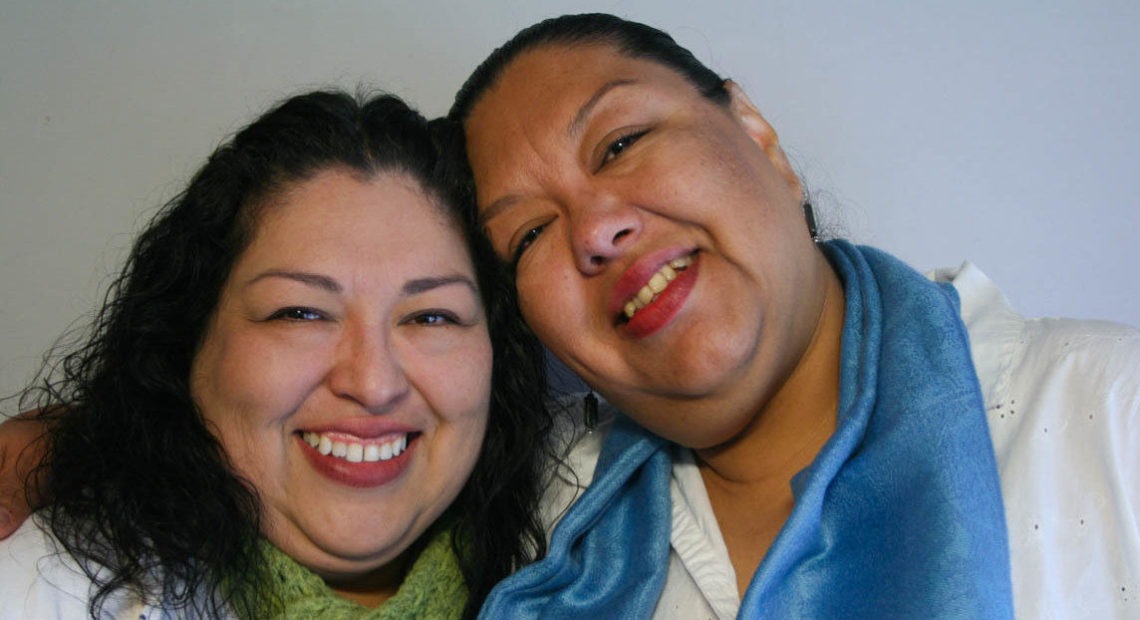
[{"xmin": 3, "ymin": 1, "xmax": 1138, "ymax": 402}]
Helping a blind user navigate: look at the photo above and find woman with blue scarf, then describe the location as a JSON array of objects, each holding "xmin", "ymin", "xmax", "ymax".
[
  {"xmin": 449, "ymin": 13, "xmax": 1139, "ymax": 619},
  {"xmin": 2, "ymin": 13, "xmax": 1137, "ymax": 619}
]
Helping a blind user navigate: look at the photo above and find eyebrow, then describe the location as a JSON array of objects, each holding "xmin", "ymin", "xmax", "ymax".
[
  {"xmin": 480, "ymin": 78, "xmax": 639, "ymax": 227},
  {"xmin": 246, "ymin": 270, "xmax": 341, "ymax": 293},
  {"xmin": 567, "ymin": 78, "xmax": 638, "ymax": 137},
  {"xmin": 245, "ymin": 272, "xmax": 476, "ymax": 297},
  {"xmin": 402, "ymin": 275, "xmax": 479, "ymax": 296},
  {"xmin": 478, "ymin": 195, "xmax": 518, "ymax": 228}
]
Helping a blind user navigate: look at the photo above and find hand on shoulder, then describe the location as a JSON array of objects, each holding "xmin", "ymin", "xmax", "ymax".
[{"xmin": 0, "ymin": 411, "xmax": 48, "ymax": 540}]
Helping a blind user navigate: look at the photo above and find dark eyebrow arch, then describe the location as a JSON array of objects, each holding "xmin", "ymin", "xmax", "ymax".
[
  {"xmin": 478, "ymin": 194, "xmax": 518, "ymax": 228},
  {"xmin": 247, "ymin": 272, "xmax": 477, "ymax": 296},
  {"xmin": 567, "ymin": 78, "xmax": 638, "ymax": 137},
  {"xmin": 246, "ymin": 270, "xmax": 341, "ymax": 293},
  {"xmin": 403, "ymin": 275, "xmax": 479, "ymax": 296}
]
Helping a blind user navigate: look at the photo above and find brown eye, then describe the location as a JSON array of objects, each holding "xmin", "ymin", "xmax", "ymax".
[
  {"xmin": 512, "ymin": 223, "xmax": 546, "ymax": 266},
  {"xmin": 600, "ymin": 130, "xmax": 648, "ymax": 167}
]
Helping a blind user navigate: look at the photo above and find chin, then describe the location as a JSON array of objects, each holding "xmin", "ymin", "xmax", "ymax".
[
  {"xmin": 674, "ymin": 307, "xmax": 761, "ymax": 369},
  {"xmin": 658, "ymin": 345, "xmax": 758, "ymax": 397},
  {"xmin": 300, "ymin": 520, "xmax": 417, "ymax": 571},
  {"xmin": 304, "ymin": 542, "xmax": 403, "ymax": 580}
]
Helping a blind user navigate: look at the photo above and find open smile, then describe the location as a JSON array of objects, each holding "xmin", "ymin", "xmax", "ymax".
[
  {"xmin": 621, "ymin": 254, "xmax": 695, "ymax": 321},
  {"xmin": 613, "ymin": 250, "xmax": 700, "ymax": 339},
  {"xmin": 298, "ymin": 430, "xmax": 421, "ymax": 488},
  {"xmin": 301, "ymin": 431, "xmax": 410, "ymax": 463}
]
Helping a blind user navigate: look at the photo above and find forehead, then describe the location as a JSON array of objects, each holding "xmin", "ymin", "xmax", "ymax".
[
  {"xmin": 469, "ymin": 43, "xmax": 697, "ymax": 126},
  {"xmin": 240, "ymin": 169, "xmax": 471, "ymax": 272},
  {"xmin": 463, "ymin": 44, "xmax": 704, "ymax": 199}
]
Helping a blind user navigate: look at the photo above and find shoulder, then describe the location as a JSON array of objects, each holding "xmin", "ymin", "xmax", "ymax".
[
  {"xmin": 933, "ymin": 262, "xmax": 1139, "ymax": 461},
  {"xmin": 932, "ymin": 262, "xmax": 1140, "ymax": 617},
  {"xmin": 0, "ymin": 514, "xmax": 164, "ymax": 619},
  {"xmin": 932, "ymin": 261, "xmax": 1140, "ymax": 413},
  {"xmin": 0, "ymin": 515, "xmax": 97, "ymax": 618}
]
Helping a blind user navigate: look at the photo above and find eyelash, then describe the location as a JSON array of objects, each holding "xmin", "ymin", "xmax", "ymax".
[
  {"xmin": 599, "ymin": 129, "xmax": 649, "ymax": 168},
  {"xmin": 269, "ymin": 308, "xmax": 462, "ymax": 326},
  {"xmin": 512, "ymin": 224, "xmax": 547, "ymax": 266},
  {"xmin": 267, "ymin": 307, "xmax": 325, "ymax": 322},
  {"xmin": 405, "ymin": 310, "xmax": 462, "ymax": 327}
]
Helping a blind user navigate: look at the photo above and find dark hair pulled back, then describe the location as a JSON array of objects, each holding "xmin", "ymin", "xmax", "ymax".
[{"xmin": 450, "ymin": 12, "xmax": 729, "ymax": 122}]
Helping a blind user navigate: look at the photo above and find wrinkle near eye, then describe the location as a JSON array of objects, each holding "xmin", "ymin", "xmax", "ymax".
[{"xmin": 597, "ymin": 129, "xmax": 649, "ymax": 170}]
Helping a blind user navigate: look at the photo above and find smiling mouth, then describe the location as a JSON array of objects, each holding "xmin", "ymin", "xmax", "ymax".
[
  {"xmin": 300, "ymin": 431, "xmax": 411, "ymax": 463},
  {"xmin": 621, "ymin": 254, "xmax": 695, "ymax": 321}
]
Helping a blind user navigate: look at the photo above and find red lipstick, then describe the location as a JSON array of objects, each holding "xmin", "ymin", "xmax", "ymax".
[
  {"xmin": 611, "ymin": 250, "xmax": 699, "ymax": 338},
  {"xmin": 297, "ymin": 428, "xmax": 417, "ymax": 488}
]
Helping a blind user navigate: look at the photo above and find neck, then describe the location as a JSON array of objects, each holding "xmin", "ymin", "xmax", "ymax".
[
  {"xmin": 696, "ymin": 258, "xmax": 845, "ymax": 483},
  {"xmin": 327, "ymin": 553, "xmax": 409, "ymax": 608},
  {"xmin": 695, "ymin": 257, "xmax": 845, "ymax": 590}
]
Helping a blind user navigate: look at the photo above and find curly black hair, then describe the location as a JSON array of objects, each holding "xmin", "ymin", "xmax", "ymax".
[{"xmin": 23, "ymin": 90, "xmax": 551, "ymax": 619}]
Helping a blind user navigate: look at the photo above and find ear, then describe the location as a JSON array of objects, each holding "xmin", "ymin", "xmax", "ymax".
[{"xmin": 726, "ymin": 81, "xmax": 803, "ymax": 199}]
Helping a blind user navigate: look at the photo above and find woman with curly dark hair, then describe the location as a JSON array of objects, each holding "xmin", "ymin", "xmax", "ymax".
[{"xmin": 0, "ymin": 89, "xmax": 550, "ymax": 619}]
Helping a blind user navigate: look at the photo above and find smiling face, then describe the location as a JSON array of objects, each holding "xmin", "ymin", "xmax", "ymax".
[
  {"xmin": 190, "ymin": 169, "xmax": 491, "ymax": 595},
  {"xmin": 464, "ymin": 43, "xmax": 829, "ymax": 448}
]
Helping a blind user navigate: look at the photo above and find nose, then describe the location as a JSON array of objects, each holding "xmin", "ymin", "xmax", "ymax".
[
  {"xmin": 327, "ymin": 326, "xmax": 409, "ymax": 413},
  {"xmin": 569, "ymin": 198, "xmax": 641, "ymax": 274}
]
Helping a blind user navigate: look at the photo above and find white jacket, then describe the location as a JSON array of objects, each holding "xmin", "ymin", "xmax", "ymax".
[{"xmin": 0, "ymin": 514, "xmax": 166, "ymax": 619}]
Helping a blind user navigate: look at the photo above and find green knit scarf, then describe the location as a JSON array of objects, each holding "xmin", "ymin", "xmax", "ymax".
[{"xmin": 231, "ymin": 528, "xmax": 467, "ymax": 619}]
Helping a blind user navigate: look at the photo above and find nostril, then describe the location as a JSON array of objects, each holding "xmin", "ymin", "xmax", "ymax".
[{"xmin": 613, "ymin": 228, "xmax": 633, "ymax": 243}]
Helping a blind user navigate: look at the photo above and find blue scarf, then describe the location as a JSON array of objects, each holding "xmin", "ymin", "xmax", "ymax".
[{"xmin": 480, "ymin": 241, "xmax": 1013, "ymax": 619}]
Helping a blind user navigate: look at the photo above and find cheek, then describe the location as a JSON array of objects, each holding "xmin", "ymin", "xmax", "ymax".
[
  {"xmin": 516, "ymin": 262, "xmax": 587, "ymax": 350},
  {"xmin": 192, "ymin": 329, "xmax": 320, "ymax": 438},
  {"xmin": 423, "ymin": 338, "xmax": 493, "ymax": 491},
  {"xmin": 417, "ymin": 333, "xmax": 494, "ymax": 429}
]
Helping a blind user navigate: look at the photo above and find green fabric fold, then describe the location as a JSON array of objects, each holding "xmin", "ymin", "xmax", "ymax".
[{"xmin": 232, "ymin": 527, "xmax": 467, "ymax": 619}]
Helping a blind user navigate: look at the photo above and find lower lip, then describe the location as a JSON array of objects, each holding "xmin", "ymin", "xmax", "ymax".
[
  {"xmin": 298, "ymin": 434, "xmax": 415, "ymax": 488},
  {"xmin": 621, "ymin": 256, "xmax": 699, "ymax": 339}
]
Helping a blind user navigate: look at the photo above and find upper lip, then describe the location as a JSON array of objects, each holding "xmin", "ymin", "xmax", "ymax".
[
  {"xmin": 607, "ymin": 246, "xmax": 696, "ymax": 322},
  {"xmin": 298, "ymin": 416, "xmax": 419, "ymax": 440}
]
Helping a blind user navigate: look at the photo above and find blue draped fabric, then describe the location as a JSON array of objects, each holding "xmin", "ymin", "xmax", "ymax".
[
  {"xmin": 480, "ymin": 241, "xmax": 1013, "ymax": 619},
  {"xmin": 479, "ymin": 415, "xmax": 671, "ymax": 619}
]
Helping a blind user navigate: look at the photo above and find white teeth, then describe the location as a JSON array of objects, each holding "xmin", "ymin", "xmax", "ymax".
[
  {"xmin": 302, "ymin": 431, "xmax": 408, "ymax": 463},
  {"xmin": 346, "ymin": 443, "xmax": 363, "ymax": 463},
  {"xmin": 623, "ymin": 255, "xmax": 694, "ymax": 320}
]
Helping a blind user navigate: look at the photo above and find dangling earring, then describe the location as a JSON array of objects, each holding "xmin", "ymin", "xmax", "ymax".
[
  {"xmin": 583, "ymin": 392, "xmax": 599, "ymax": 432},
  {"xmin": 802, "ymin": 200, "xmax": 820, "ymax": 242}
]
